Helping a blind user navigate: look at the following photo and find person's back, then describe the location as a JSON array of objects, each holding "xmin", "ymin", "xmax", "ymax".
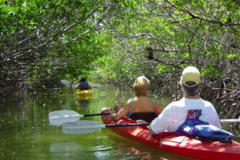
[
  {"xmin": 75, "ymin": 77, "xmax": 92, "ymax": 90},
  {"xmin": 110, "ymin": 76, "xmax": 163, "ymax": 122},
  {"xmin": 127, "ymin": 97, "xmax": 158, "ymax": 123},
  {"xmin": 130, "ymin": 97, "xmax": 156, "ymax": 112},
  {"xmin": 149, "ymin": 66, "xmax": 221, "ymax": 134},
  {"xmin": 152, "ymin": 97, "xmax": 221, "ymax": 132},
  {"xmin": 80, "ymin": 81, "xmax": 89, "ymax": 90}
]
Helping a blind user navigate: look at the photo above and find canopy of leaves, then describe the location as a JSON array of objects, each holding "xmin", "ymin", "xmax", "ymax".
[
  {"xmin": 92, "ymin": 0, "xmax": 240, "ymax": 118},
  {"xmin": 0, "ymin": 0, "xmax": 124, "ymax": 99},
  {"xmin": 1, "ymin": 0, "xmax": 240, "ymax": 119}
]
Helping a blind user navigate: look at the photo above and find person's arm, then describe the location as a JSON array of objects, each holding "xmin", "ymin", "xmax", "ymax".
[
  {"xmin": 209, "ymin": 104, "xmax": 222, "ymax": 128},
  {"xmin": 155, "ymin": 102, "xmax": 163, "ymax": 114},
  {"xmin": 148, "ymin": 103, "xmax": 172, "ymax": 134},
  {"xmin": 149, "ymin": 119, "xmax": 158, "ymax": 134},
  {"xmin": 109, "ymin": 109, "xmax": 117, "ymax": 120},
  {"xmin": 75, "ymin": 84, "xmax": 81, "ymax": 90},
  {"xmin": 88, "ymin": 85, "xmax": 92, "ymax": 90},
  {"xmin": 110, "ymin": 99, "xmax": 131, "ymax": 121}
]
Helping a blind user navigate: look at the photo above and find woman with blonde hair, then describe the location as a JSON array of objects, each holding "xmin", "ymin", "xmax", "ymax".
[{"xmin": 110, "ymin": 76, "xmax": 163, "ymax": 123}]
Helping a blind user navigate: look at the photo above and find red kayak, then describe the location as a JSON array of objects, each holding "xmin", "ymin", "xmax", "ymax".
[{"xmin": 101, "ymin": 108, "xmax": 240, "ymax": 160}]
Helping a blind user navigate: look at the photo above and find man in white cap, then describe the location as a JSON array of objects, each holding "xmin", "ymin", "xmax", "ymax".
[{"xmin": 149, "ymin": 66, "xmax": 221, "ymax": 134}]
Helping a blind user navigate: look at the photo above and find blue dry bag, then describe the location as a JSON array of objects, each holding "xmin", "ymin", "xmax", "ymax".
[{"xmin": 175, "ymin": 119, "xmax": 235, "ymax": 142}]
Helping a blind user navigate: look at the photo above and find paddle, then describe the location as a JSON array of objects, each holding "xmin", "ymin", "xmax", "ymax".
[
  {"xmin": 62, "ymin": 120, "xmax": 149, "ymax": 134},
  {"xmin": 49, "ymin": 110, "xmax": 240, "ymax": 126},
  {"xmin": 48, "ymin": 110, "xmax": 110, "ymax": 125},
  {"xmin": 60, "ymin": 79, "xmax": 72, "ymax": 85},
  {"xmin": 62, "ymin": 118, "xmax": 240, "ymax": 135},
  {"xmin": 60, "ymin": 79, "xmax": 78, "ymax": 89},
  {"xmin": 61, "ymin": 79, "xmax": 97, "ymax": 89}
]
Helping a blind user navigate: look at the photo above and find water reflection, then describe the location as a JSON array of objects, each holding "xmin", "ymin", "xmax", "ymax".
[
  {"xmin": 101, "ymin": 130, "xmax": 201, "ymax": 160},
  {"xmin": 0, "ymin": 84, "xmax": 239, "ymax": 160},
  {"xmin": 61, "ymin": 104, "xmax": 71, "ymax": 110},
  {"xmin": 49, "ymin": 141, "xmax": 97, "ymax": 160},
  {"xmin": 49, "ymin": 141, "xmax": 81, "ymax": 152},
  {"xmin": 75, "ymin": 95, "xmax": 92, "ymax": 107}
]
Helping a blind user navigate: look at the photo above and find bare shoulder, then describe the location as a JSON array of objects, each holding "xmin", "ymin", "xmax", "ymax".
[
  {"xmin": 120, "ymin": 99, "xmax": 131, "ymax": 109},
  {"xmin": 125, "ymin": 98, "xmax": 132, "ymax": 105}
]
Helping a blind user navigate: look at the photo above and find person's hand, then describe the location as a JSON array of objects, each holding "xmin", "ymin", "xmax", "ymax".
[
  {"xmin": 110, "ymin": 109, "xmax": 116, "ymax": 114},
  {"xmin": 114, "ymin": 97, "xmax": 120, "ymax": 106},
  {"xmin": 114, "ymin": 105, "xmax": 121, "ymax": 112},
  {"xmin": 75, "ymin": 84, "xmax": 81, "ymax": 90},
  {"xmin": 109, "ymin": 109, "xmax": 117, "ymax": 120}
]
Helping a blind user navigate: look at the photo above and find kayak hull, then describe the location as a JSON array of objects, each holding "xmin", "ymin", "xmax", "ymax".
[
  {"xmin": 101, "ymin": 108, "xmax": 240, "ymax": 160},
  {"xmin": 76, "ymin": 90, "xmax": 93, "ymax": 96}
]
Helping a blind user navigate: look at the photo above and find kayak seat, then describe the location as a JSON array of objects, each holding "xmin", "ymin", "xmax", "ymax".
[{"xmin": 129, "ymin": 112, "xmax": 158, "ymax": 123}]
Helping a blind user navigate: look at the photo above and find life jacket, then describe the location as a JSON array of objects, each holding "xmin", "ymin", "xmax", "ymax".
[
  {"xmin": 80, "ymin": 81, "xmax": 89, "ymax": 90},
  {"xmin": 175, "ymin": 119, "xmax": 235, "ymax": 142}
]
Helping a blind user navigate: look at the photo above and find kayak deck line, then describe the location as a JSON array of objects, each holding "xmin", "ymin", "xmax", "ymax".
[{"xmin": 101, "ymin": 108, "xmax": 240, "ymax": 160}]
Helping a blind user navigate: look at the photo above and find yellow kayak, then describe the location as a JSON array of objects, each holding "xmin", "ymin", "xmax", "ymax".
[{"xmin": 76, "ymin": 89, "xmax": 93, "ymax": 96}]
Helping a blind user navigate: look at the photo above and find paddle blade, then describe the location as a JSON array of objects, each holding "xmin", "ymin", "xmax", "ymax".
[
  {"xmin": 71, "ymin": 83, "xmax": 78, "ymax": 89},
  {"xmin": 62, "ymin": 121, "xmax": 106, "ymax": 134},
  {"xmin": 49, "ymin": 110, "xmax": 83, "ymax": 125},
  {"xmin": 60, "ymin": 80, "xmax": 71, "ymax": 85}
]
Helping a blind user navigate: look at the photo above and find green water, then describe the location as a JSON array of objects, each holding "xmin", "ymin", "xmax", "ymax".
[{"xmin": 0, "ymin": 84, "xmax": 239, "ymax": 160}]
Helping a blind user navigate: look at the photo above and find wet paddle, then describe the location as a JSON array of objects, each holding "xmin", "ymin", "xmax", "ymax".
[
  {"xmin": 61, "ymin": 118, "xmax": 240, "ymax": 135},
  {"xmin": 60, "ymin": 79, "xmax": 72, "ymax": 85},
  {"xmin": 60, "ymin": 79, "xmax": 78, "ymax": 89},
  {"xmin": 61, "ymin": 79, "xmax": 98, "ymax": 91},
  {"xmin": 48, "ymin": 110, "xmax": 110, "ymax": 125},
  {"xmin": 61, "ymin": 120, "xmax": 149, "ymax": 134},
  {"xmin": 49, "ymin": 110, "xmax": 240, "ymax": 126}
]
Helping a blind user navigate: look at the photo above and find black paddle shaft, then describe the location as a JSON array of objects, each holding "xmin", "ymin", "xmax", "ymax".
[
  {"xmin": 106, "ymin": 123, "xmax": 149, "ymax": 127},
  {"xmin": 83, "ymin": 112, "xmax": 110, "ymax": 117}
]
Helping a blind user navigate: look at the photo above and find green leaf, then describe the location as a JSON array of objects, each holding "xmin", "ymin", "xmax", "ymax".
[
  {"xmin": 226, "ymin": 54, "xmax": 235, "ymax": 58},
  {"xmin": 157, "ymin": 65, "xmax": 166, "ymax": 73}
]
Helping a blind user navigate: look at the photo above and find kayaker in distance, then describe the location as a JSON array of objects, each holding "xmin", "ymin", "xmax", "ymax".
[
  {"xmin": 75, "ymin": 78, "xmax": 92, "ymax": 90},
  {"xmin": 149, "ymin": 66, "xmax": 222, "ymax": 134},
  {"xmin": 109, "ymin": 76, "xmax": 163, "ymax": 123}
]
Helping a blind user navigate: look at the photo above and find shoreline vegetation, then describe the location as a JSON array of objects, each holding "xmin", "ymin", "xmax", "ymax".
[{"xmin": 1, "ymin": 1, "xmax": 239, "ymax": 119}]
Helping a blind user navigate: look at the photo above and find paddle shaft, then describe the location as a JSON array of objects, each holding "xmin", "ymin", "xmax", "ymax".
[
  {"xmin": 83, "ymin": 112, "xmax": 110, "ymax": 117},
  {"xmin": 61, "ymin": 118, "xmax": 240, "ymax": 135},
  {"xmin": 83, "ymin": 111, "xmax": 240, "ymax": 123}
]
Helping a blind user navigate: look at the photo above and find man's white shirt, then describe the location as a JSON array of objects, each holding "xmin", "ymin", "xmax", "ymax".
[{"xmin": 150, "ymin": 97, "xmax": 222, "ymax": 134}]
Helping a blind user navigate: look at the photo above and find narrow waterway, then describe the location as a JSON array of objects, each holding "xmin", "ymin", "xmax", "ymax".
[{"xmin": 0, "ymin": 84, "xmax": 239, "ymax": 160}]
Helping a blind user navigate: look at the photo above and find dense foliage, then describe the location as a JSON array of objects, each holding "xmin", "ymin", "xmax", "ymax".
[
  {"xmin": 1, "ymin": 0, "xmax": 240, "ymax": 118},
  {"xmin": 0, "ymin": 0, "xmax": 116, "ymax": 99},
  {"xmin": 92, "ymin": 0, "xmax": 240, "ymax": 118}
]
